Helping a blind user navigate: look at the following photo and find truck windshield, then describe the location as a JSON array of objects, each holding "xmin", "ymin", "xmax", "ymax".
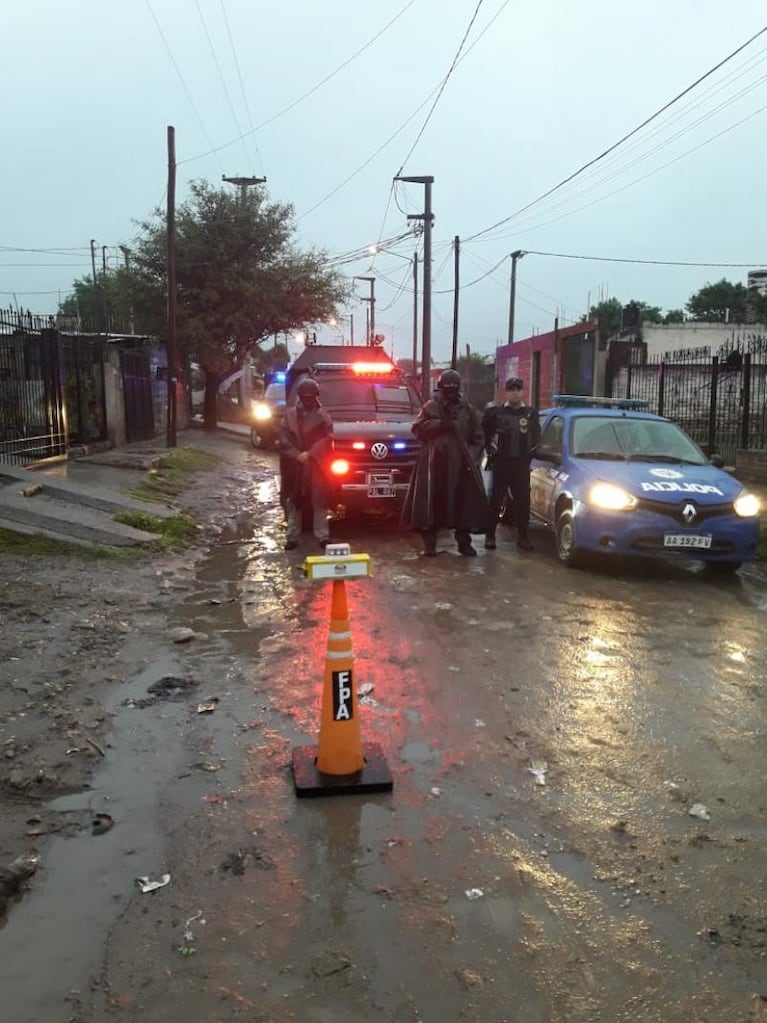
[{"xmin": 315, "ymin": 380, "xmax": 420, "ymax": 422}]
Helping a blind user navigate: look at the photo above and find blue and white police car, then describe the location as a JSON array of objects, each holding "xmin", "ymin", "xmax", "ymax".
[{"xmin": 528, "ymin": 396, "xmax": 761, "ymax": 574}]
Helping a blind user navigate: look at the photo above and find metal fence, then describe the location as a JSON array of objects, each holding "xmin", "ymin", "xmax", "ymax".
[
  {"xmin": 609, "ymin": 334, "xmax": 767, "ymax": 464},
  {"xmin": 0, "ymin": 309, "xmax": 108, "ymax": 464}
]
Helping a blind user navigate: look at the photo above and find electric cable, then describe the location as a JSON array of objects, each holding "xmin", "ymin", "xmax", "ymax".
[
  {"xmin": 181, "ymin": 0, "xmax": 419, "ymax": 164},
  {"xmin": 219, "ymin": 0, "xmax": 265, "ymax": 174},
  {"xmin": 464, "ymin": 24, "xmax": 767, "ymax": 242},
  {"xmin": 145, "ymin": 0, "xmax": 225, "ymax": 174}
]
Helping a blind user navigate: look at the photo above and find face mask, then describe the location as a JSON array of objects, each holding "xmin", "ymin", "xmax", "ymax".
[
  {"xmin": 443, "ymin": 387, "xmax": 460, "ymax": 403},
  {"xmin": 299, "ymin": 396, "xmax": 318, "ymax": 411}
]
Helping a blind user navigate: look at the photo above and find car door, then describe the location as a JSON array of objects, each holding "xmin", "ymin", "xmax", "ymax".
[{"xmin": 530, "ymin": 414, "xmax": 565, "ymax": 525}]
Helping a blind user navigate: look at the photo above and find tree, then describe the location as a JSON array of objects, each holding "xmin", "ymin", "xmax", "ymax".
[
  {"xmin": 586, "ymin": 298, "xmax": 623, "ymax": 334},
  {"xmin": 456, "ymin": 351, "xmax": 495, "ymax": 408},
  {"xmin": 58, "ymin": 268, "xmax": 137, "ymax": 333},
  {"xmin": 685, "ymin": 278, "xmax": 767, "ymax": 323},
  {"xmin": 61, "ymin": 181, "xmax": 349, "ymax": 428},
  {"xmin": 663, "ymin": 309, "xmax": 685, "ymax": 324}
]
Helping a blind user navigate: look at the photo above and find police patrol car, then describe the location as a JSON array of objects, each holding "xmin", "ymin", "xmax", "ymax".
[{"xmin": 528, "ymin": 395, "xmax": 761, "ymax": 574}]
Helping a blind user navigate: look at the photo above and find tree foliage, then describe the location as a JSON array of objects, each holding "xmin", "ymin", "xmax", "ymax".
[
  {"xmin": 59, "ymin": 180, "xmax": 349, "ymax": 427},
  {"xmin": 685, "ymin": 278, "xmax": 767, "ymax": 323}
]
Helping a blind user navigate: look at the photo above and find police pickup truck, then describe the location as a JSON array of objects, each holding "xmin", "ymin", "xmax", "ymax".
[{"xmin": 285, "ymin": 346, "xmax": 422, "ymax": 519}]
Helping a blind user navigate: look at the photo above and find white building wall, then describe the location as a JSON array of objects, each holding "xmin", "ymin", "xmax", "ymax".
[{"xmin": 641, "ymin": 322, "xmax": 767, "ymax": 358}]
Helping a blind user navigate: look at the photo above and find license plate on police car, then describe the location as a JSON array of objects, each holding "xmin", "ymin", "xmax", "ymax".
[
  {"xmin": 663, "ymin": 534, "xmax": 712, "ymax": 549},
  {"xmin": 366, "ymin": 472, "xmax": 396, "ymax": 498}
]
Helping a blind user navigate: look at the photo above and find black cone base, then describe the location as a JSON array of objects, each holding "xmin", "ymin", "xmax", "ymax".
[{"xmin": 292, "ymin": 742, "xmax": 393, "ymax": 798}]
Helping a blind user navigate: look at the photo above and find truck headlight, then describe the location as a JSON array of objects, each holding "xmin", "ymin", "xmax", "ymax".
[
  {"xmin": 588, "ymin": 482, "xmax": 637, "ymax": 511},
  {"xmin": 733, "ymin": 490, "xmax": 760, "ymax": 517},
  {"xmin": 252, "ymin": 402, "xmax": 272, "ymax": 421}
]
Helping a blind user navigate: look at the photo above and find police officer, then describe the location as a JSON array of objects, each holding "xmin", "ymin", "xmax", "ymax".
[
  {"xmin": 402, "ymin": 369, "xmax": 488, "ymax": 557},
  {"xmin": 483, "ymin": 377, "xmax": 540, "ymax": 551},
  {"xmin": 277, "ymin": 377, "xmax": 333, "ymax": 551}
]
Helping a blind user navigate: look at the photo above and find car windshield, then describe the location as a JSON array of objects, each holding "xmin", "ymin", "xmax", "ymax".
[
  {"xmin": 571, "ymin": 416, "xmax": 707, "ymax": 465},
  {"xmin": 315, "ymin": 379, "xmax": 420, "ymax": 422},
  {"xmin": 265, "ymin": 382, "xmax": 285, "ymax": 402}
]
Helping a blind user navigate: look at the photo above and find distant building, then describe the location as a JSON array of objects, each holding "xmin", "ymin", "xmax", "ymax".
[
  {"xmin": 494, "ymin": 320, "xmax": 603, "ymax": 407},
  {"xmin": 748, "ymin": 269, "xmax": 767, "ymax": 296}
]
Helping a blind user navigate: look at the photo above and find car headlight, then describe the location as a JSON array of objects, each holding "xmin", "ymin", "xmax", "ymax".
[
  {"xmin": 733, "ymin": 490, "xmax": 760, "ymax": 517},
  {"xmin": 588, "ymin": 482, "xmax": 638, "ymax": 511},
  {"xmin": 252, "ymin": 402, "xmax": 272, "ymax": 421}
]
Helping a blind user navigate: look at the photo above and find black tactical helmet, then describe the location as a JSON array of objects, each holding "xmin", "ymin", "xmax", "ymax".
[
  {"xmin": 296, "ymin": 377, "xmax": 320, "ymax": 398},
  {"xmin": 437, "ymin": 369, "xmax": 461, "ymax": 390}
]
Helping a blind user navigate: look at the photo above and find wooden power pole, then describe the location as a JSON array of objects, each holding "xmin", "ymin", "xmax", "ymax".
[{"xmin": 166, "ymin": 125, "xmax": 178, "ymax": 448}]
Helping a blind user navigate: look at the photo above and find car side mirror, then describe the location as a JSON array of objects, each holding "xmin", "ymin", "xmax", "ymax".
[
  {"xmin": 709, "ymin": 453, "xmax": 724, "ymax": 468},
  {"xmin": 534, "ymin": 443, "xmax": 560, "ymax": 464}
]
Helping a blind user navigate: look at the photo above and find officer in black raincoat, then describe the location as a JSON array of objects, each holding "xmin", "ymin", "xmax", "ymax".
[
  {"xmin": 277, "ymin": 377, "xmax": 333, "ymax": 550},
  {"xmin": 401, "ymin": 369, "xmax": 489, "ymax": 556},
  {"xmin": 483, "ymin": 376, "xmax": 540, "ymax": 550}
]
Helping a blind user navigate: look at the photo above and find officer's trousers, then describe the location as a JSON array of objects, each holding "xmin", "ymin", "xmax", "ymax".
[{"xmin": 487, "ymin": 461, "xmax": 531, "ymax": 534}]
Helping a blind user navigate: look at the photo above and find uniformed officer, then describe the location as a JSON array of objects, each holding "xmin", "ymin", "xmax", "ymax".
[{"xmin": 483, "ymin": 377, "xmax": 540, "ymax": 550}]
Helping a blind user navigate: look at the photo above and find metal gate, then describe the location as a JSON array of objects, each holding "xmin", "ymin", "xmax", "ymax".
[
  {"xmin": 609, "ymin": 335, "xmax": 767, "ymax": 464},
  {"xmin": 62, "ymin": 336, "xmax": 107, "ymax": 444},
  {"xmin": 0, "ymin": 321, "xmax": 67, "ymax": 464},
  {"xmin": 120, "ymin": 348, "xmax": 155, "ymax": 442}
]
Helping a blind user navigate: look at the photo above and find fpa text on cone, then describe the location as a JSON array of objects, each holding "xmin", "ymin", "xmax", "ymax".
[{"xmin": 292, "ymin": 543, "xmax": 393, "ymax": 798}]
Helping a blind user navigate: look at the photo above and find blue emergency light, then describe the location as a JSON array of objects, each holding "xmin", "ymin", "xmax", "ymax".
[{"xmin": 393, "ymin": 442, "xmax": 406, "ymax": 450}]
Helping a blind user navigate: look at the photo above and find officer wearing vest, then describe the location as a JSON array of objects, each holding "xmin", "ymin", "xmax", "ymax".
[{"xmin": 483, "ymin": 376, "xmax": 540, "ymax": 550}]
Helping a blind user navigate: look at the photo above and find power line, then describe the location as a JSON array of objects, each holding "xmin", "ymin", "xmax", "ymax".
[
  {"xmin": 396, "ymin": 0, "xmax": 486, "ymax": 175},
  {"xmin": 181, "ymin": 0, "xmax": 419, "ymax": 164},
  {"xmin": 525, "ymin": 250, "xmax": 767, "ymax": 268},
  {"xmin": 488, "ymin": 99, "xmax": 767, "ymax": 240},
  {"xmin": 308, "ymin": 0, "xmax": 511, "ymax": 226},
  {"xmin": 145, "ymin": 0, "xmax": 225, "ymax": 173},
  {"xmin": 194, "ymin": 0, "xmax": 252, "ymax": 172},
  {"xmin": 484, "ymin": 68, "xmax": 767, "ymax": 238},
  {"xmin": 219, "ymin": 0, "xmax": 264, "ymax": 175},
  {"xmin": 465, "ymin": 23, "xmax": 767, "ymax": 242}
]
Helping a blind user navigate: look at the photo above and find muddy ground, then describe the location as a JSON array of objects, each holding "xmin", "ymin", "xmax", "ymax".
[{"xmin": 1, "ymin": 430, "xmax": 766, "ymax": 1023}]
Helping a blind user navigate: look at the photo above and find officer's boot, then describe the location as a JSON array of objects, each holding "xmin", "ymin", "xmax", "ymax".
[
  {"xmin": 484, "ymin": 530, "xmax": 497, "ymax": 550},
  {"xmin": 422, "ymin": 530, "xmax": 437, "ymax": 557},
  {"xmin": 516, "ymin": 528, "xmax": 534, "ymax": 551},
  {"xmin": 456, "ymin": 529, "xmax": 477, "ymax": 557}
]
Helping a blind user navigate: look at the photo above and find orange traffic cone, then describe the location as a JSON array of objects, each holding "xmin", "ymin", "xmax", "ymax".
[
  {"xmin": 292, "ymin": 578, "xmax": 393, "ymax": 797},
  {"xmin": 317, "ymin": 579, "xmax": 363, "ymax": 775}
]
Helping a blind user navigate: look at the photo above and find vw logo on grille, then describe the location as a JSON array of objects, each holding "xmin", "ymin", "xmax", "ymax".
[
  {"xmin": 682, "ymin": 502, "xmax": 697, "ymax": 524},
  {"xmin": 371, "ymin": 442, "xmax": 389, "ymax": 460}
]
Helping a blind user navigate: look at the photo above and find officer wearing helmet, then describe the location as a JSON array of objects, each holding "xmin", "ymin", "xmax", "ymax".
[
  {"xmin": 401, "ymin": 368, "xmax": 488, "ymax": 556},
  {"xmin": 277, "ymin": 375, "xmax": 333, "ymax": 550},
  {"xmin": 483, "ymin": 376, "xmax": 540, "ymax": 550}
]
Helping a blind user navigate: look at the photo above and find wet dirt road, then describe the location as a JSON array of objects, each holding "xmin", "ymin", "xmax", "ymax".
[{"xmin": 2, "ymin": 440, "xmax": 766, "ymax": 1023}]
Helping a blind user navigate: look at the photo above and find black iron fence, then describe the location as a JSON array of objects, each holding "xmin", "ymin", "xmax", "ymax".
[
  {"xmin": 609, "ymin": 334, "xmax": 767, "ymax": 464},
  {"xmin": 0, "ymin": 309, "xmax": 108, "ymax": 464}
]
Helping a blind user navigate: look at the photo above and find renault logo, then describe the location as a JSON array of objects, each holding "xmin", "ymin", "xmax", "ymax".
[
  {"xmin": 371, "ymin": 442, "xmax": 389, "ymax": 460},
  {"xmin": 682, "ymin": 502, "xmax": 697, "ymax": 524}
]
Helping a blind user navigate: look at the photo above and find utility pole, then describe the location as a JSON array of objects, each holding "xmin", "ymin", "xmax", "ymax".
[
  {"xmin": 350, "ymin": 313, "xmax": 354, "ymax": 345},
  {"xmin": 119, "ymin": 245, "xmax": 135, "ymax": 334},
  {"xmin": 395, "ymin": 175, "xmax": 434, "ymax": 400},
  {"xmin": 451, "ymin": 235, "xmax": 460, "ymax": 369},
  {"xmin": 222, "ymin": 174, "xmax": 267, "ymax": 198},
  {"xmin": 90, "ymin": 239, "xmax": 99, "ymax": 331},
  {"xmin": 354, "ymin": 276, "xmax": 375, "ymax": 344},
  {"xmin": 412, "ymin": 252, "xmax": 419, "ymax": 376},
  {"xmin": 166, "ymin": 125, "xmax": 178, "ymax": 448},
  {"xmin": 508, "ymin": 249, "xmax": 525, "ymax": 344},
  {"xmin": 101, "ymin": 246, "xmax": 110, "ymax": 335}
]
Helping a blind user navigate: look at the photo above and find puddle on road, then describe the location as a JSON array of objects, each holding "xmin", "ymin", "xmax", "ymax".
[{"xmin": 0, "ymin": 655, "xmax": 190, "ymax": 1023}]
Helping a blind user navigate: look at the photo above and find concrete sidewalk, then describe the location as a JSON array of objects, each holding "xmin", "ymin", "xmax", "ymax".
[{"xmin": 0, "ymin": 449, "xmax": 176, "ymax": 550}]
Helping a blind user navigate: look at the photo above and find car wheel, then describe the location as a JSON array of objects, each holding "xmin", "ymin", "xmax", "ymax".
[
  {"xmin": 705, "ymin": 560, "xmax": 742, "ymax": 577},
  {"xmin": 249, "ymin": 427, "xmax": 261, "ymax": 449},
  {"xmin": 555, "ymin": 508, "xmax": 584, "ymax": 567}
]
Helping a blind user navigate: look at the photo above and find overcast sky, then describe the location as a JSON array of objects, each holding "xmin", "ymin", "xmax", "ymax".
[{"xmin": 2, "ymin": 1, "xmax": 766, "ymax": 363}]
